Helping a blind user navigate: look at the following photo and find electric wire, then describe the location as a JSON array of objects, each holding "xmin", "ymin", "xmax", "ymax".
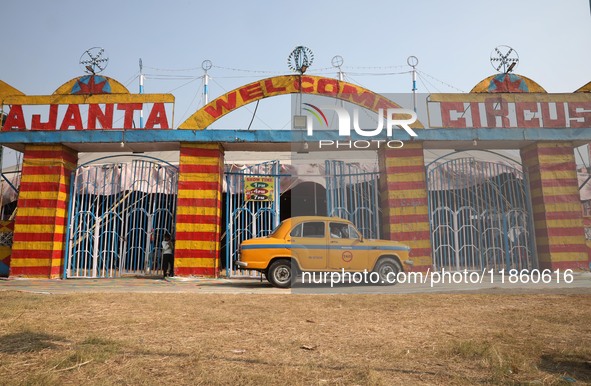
[
  {"xmin": 165, "ymin": 77, "xmax": 201, "ymax": 93},
  {"xmin": 177, "ymin": 78, "xmax": 204, "ymax": 125},
  {"xmin": 246, "ymin": 100, "xmax": 260, "ymax": 131},
  {"xmin": 417, "ymin": 70, "xmax": 466, "ymax": 93},
  {"xmin": 211, "ymin": 64, "xmax": 282, "ymax": 74},
  {"xmin": 143, "ymin": 64, "xmax": 203, "ymax": 72},
  {"xmin": 123, "ymin": 73, "xmax": 140, "ymax": 88},
  {"xmin": 345, "ymin": 71, "xmax": 412, "ymax": 76},
  {"xmin": 416, "ymin": 72, "xmax": 434, "ymax": 93}
]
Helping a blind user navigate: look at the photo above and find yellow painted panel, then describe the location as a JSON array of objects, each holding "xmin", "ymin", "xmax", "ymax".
[
  {"xmin": 385, "ymin": 206, "xmax": 429, "ymax": 216},
  {"xmin": 15, "ymin": 208, "xmax": 67, "ymax": 218},
  {"xmin": 181, "ymin": 143, "xmax": 223, "ymax": 150},
  {"xmin": 390, "ymin": 223, "xmax": 431, "ymax": 232},
  {"xmin": 175, "ymin": 240, "xmax": 219, "ymax": 250},
  {"xmin": 175, "ymin": 206, "xmax": 219, "ymax": 216},
  {"xmin": 179, "ymin": 156, "xmax": 222, "ymax": 166},
  {"xmin": 178, "ymin": 187, "xmax": 221, "ymax": 197},
  {"xmin": 175, "ymin": 223, "xmax": 219, "ymax": 233},
  {"xmin": 11, "ymin": 241, "xmax": 63, "ymax": 251},
  {"xmin": 4, "ymin": 93, "xmax": 174, "ymax": 105},
  {"xmin": 384, "ymin": 158, "xmax": 425, "ymax": 168},
  {"xmin": 529, "ymin": 187, "xmax": 579, "ymax": 199},
  {"xmin": 537, "ymin": 252, "xmax": 588, "ymax": 262},
  {"xmin": 384, "ymin": 173, "xmax": 427, "ymax": 183},
  {"xmin": 537, "ymin": 156, "xmax": 576, "ymax": 166},
  {"xmin": 175, "ymin": 257, "xmax": 217, "ymax": 268},
  {"xmin": 9, "ymin": 258, "xmax": 51, "ymax": 267},
  {"xmin": 26, "ymin": 144, "xmax": 72, "ymax": 151},
  {"xmin": 18, "ymin": 191, "xmax": 68, "ymax": 201},
  {"xmin": 177, "ymin": 190, "xmax": 221, "ymax": 199},
  {"xmin": 0, "ymin": 80, "xmax": 25, "ymax": 97},
  {"xmin": 535, "ymin": 236, "xmax": 585, "ymax": 245},
  {"xmin": 387, "ymin": 190, "xmax": 428, "ymax": 199},
  {"xmin": 12, "ymin": 224, "xmax": 64, "ymax": 234},
  {"xmin": 532, "ymin": 203, "xmax": 584, "ymax": 213},
  {"xmin": 534, "ymin": 142, "xmax": 575, "ymax": 149},
  {"xmin": 21, "ymin": 160, "xmax": 76, "ymax": 169},
  {"xmin": 533, "ymin": 219, "xmax": 584, "ymax": 229},
  {"xmin": 178, "ymin": 173, "xmax": 221, "ymax": 183},
  {"xmin": 19, "ymin": 173, "xmax": 70, "ymax": 183},
  {"xmin": 24, "ymin": 159, "xmax": 75, "ymax": 167},
  {"xmin": 536, "ymin": 170, "xmax": 578, "ymax": 180}
]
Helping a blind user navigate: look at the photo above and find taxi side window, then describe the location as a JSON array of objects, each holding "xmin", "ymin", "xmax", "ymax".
[
  {"xmin": 290, "ymin": 224, "xmax": 302, "ymax": 237},
  {"xmin": 330, "ymin": 223, "xmax": 351, "ymax": 239},
  {"xmin": 302, "ymin": 222, "xmax": 325, "ymax": 238}
]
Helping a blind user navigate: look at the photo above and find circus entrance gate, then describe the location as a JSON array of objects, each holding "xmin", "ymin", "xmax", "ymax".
[
  {"xmin": 225, "ymin": 161, "xmax": 282, "ymax": 277},
  {"xmin": 64, "ymin": 156, "xmax": 179, "ymax": 278},
  {"xmin": 427, "ymin": 156, "xmax": 537, "ymax": 272}
]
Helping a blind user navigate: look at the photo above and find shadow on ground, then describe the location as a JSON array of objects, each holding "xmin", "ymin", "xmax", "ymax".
[
  {"xmin": 539, "ymin": 353, "xmax": 591, "ymax": 382},
  {"xmin": 0, "ymin": 331, "xmax": 69, "ymax": 354}
]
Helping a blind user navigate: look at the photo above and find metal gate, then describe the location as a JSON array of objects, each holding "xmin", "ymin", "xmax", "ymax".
[
  {"xmin": 325, "ymin": 160, "xmax": 380, "ymax": 239},
  {"xmin": 64, "ymin": 156, "xmax": 178, "ymax": 278},
  {"xmin": 427, "ymin": 156, "xmax": 537, "ymax": 271},
  {"xmin": 225, "ymin": 161, "xmax": 281, "ymax": 277}
]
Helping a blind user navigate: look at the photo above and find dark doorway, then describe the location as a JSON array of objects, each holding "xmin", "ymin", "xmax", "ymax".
[{"xmin": 280, "ymin": 182, "xmax": 327, "ymax": 220}]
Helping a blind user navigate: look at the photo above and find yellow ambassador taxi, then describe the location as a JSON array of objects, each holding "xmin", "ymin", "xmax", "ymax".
[{"xmin": 236, "ymin": 216, "xmax": 413, "ymax": 288}]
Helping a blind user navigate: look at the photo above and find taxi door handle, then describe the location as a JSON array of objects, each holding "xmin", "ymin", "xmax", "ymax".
[{"xmin": 330, "ymin": 241, "xmax": 338, "ymax": 244}]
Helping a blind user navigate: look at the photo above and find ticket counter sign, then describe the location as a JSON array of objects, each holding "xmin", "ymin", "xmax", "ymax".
[{"xmin": 245, "ymin": 177, "xmax": 274, "ymax": 202}]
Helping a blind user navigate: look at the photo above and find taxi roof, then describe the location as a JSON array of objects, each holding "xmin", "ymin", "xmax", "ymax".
[{"xmin": 283, "ymin": 216, "xmax": 351, "ymax": 223}]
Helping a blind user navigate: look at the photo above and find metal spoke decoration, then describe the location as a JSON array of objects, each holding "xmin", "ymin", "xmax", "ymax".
[
  {"xmin": 288, "ymin": 46, "xmax": 314, "ymax": 74},
  {"xmin": 80, "ymin": 47, "xmax": 109, "ymax": 75},
  {"xmin": 202, "ymin": 60, "xmax": 212, "ymax": 71},
  {"xmin": 331, "ymin": 55, "xmax": 344, "ymax": 69},
  {"xmin": 490, "ymin": 45, "xmax": 519, "ymax": 73}
]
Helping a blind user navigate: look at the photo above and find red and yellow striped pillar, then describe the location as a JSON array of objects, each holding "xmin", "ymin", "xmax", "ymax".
[
  {"xmin": 175, "ymin": 143, "xmax": 224, "ymax": 276},
  {"xmin": 520, "ymin": 142, "xmax": 589, "ymax": 270},
  {"xmin": 10, "ymin": 144, "xmax": 77, "ymax": 278},
  {"xmin": 379, "ymin": 143, "xmax": 432, "ymax": 271}
]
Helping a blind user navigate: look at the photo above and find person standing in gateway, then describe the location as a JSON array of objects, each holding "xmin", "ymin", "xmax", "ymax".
[{"xmin": 162, "ymin": 233, "xmax": 174, "ymax": 278}]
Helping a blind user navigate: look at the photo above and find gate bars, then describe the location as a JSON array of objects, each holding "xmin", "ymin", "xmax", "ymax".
[
  {"xmin": 325, "ymin": 160, "xmax": 380, "ymax": 239},
  {"xmin": 427, "ymin": 156, "xmax": 537, "ymax": 272},
  {"xmin": 224, "ymin": 160, "xmax": 282, "ymax": 277},
  {"xmin": 64, "ymin": 156, "xmax": 178, "ymax": 278}
]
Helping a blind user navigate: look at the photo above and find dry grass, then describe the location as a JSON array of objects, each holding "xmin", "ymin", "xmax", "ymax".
[{"xmin": 0, "ymin": 292, "xmax": 590, "ymax": 385}]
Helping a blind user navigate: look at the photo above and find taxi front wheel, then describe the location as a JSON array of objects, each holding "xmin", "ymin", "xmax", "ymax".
[
  {"xmin": 374, "ymin": 257, "xmax": 402, "ymax": 285},
  {"xmin": 268, "ymin": 259, "xmax": 293, "ymax": 288}
]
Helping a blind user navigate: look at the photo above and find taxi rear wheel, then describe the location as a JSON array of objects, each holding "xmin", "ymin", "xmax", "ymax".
[
  {"xmin": 374, "ymin": 257, "xmax": 402, "ymax": 285},
  {"xmin": 268, "ymin": 259, "xmax": 293, "ymax": 288}
]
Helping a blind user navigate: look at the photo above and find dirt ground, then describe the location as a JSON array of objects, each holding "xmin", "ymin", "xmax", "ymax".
[{"xmin": 0, "ymin": 292, "xmax": 590, "ymax": 385}]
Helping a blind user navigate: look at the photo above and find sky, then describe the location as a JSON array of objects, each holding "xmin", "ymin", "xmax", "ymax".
[{"xmin": 1, "ymin": 0, "xmax": 591, "ymax": 166}]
